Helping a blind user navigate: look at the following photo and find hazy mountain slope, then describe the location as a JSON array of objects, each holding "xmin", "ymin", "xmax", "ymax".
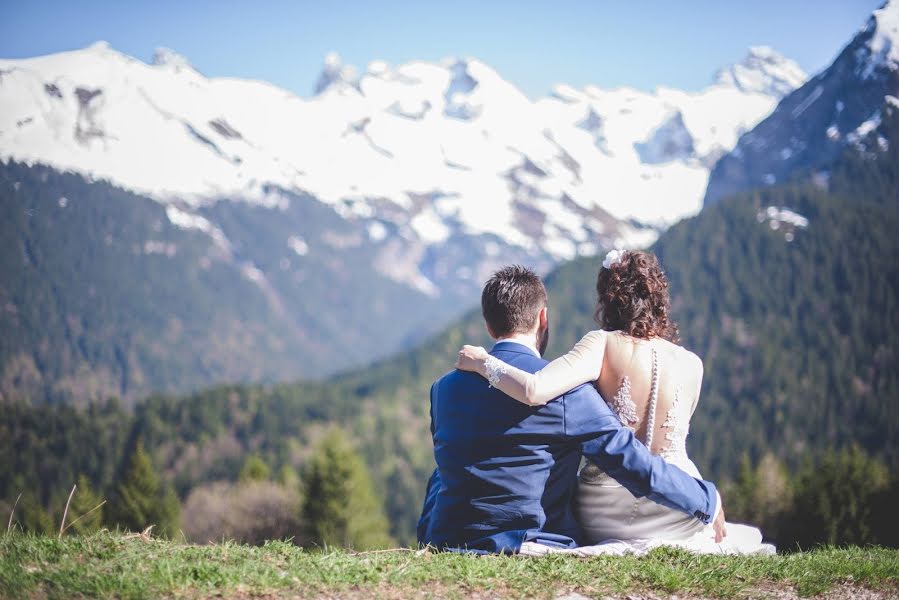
[{"xmin": 0, "ymin": 162, "xmax": 456, "ymax": 403}]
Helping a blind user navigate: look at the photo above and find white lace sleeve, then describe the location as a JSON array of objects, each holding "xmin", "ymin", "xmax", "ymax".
[
  {"xmin": 484, "ymin": 356, "xmax": 509, "ymax": 388},
  {"xmin": 480, "ymin": 331, "xmax": 607, "ymax": 406}
]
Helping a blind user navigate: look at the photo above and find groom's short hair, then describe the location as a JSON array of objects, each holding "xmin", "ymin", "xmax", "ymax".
[{"xmin": 481, "ymin": 265, "xmax": 547, "ymax": 338}]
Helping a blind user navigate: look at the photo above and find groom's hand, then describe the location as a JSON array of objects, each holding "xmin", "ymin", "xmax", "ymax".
[{"xmin": 713, "ymin": 505, "xmax": 727, "ymax": 543}]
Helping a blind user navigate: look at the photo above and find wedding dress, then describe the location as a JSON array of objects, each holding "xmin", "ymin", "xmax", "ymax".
[{"xmin": 477, "ymin": 330, "xmax": 775, "ymax": 556}]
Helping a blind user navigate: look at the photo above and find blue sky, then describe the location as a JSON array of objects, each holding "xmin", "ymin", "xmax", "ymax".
[{"xmin": 0, "ymin": 0, "xmax": 884, "ymax": 98}]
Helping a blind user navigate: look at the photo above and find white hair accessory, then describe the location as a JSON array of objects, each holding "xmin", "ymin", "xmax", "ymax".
[{"xmin": 602, "ymin": 248, "xmax": 626, "ymax": 269}]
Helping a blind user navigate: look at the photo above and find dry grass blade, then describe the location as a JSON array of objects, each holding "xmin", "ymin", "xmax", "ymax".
[
  {"xmin": 6, "ymin": 493, "xmax": 22, "ymax": 534},
  {"xmin": 59, "ymin": 484, "xmax": 77, "ymax": 539},
  {"xmin": 124, "ymin": 525, "xmax": 155, "ymax": 542},
  {"xmin": 61, "ymin": 500, "xmax": 107, "ymax": 535},
  {"xmin": 350, "ymin": 548, "xmax": 417, "ymax": 556}
]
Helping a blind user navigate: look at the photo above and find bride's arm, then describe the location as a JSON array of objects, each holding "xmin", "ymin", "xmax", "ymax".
[{"xmin": 455, "ymin": 331, "xmax": 607, "ymax": 406}]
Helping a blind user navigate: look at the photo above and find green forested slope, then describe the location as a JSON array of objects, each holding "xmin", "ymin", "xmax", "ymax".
[{"xmin": 0, "ymin": 162, "xmax": 455, "ymax": 405}]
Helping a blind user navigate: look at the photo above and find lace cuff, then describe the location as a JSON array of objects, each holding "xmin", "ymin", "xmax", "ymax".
[{"xmin": 484, "ymin": 356, "xmax": 508, "ymax": 388}]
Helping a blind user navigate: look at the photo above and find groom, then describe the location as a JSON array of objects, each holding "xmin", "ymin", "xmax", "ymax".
[{"xmin": 417, "ymin": 265, "xmax": 724, "ymax": 553}]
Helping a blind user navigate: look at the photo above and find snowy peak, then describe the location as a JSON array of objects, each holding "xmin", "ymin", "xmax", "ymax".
[
  {"xmin": 87, "ymin": 40, "xmax": 113, "ymax": 52},
  {"xmin": 314, "ymin": 52, "xmax": 359, "ymax": 95},
  {"xmin": 859, "ymin": 0, "xmax": 899, "ymax": 77},
  {"xmin": 704, "ymin": 1, "xmax": 899, "ymax": 204},
  {"xmin": 715, "ymin": 46, "xmax": 807, "ymax": 97},
  {"xmin": 152, "ymin": 47, "xmax": 198, "ymax": 74},
  {"xmin": 635, "ymin": 111, "xmax": 695, "ymax": 164}
]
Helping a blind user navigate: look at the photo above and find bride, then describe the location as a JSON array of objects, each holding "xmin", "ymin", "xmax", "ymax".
[{"xmin": 455, "ymin": 249, "xmax": 772, "ymax": 554}]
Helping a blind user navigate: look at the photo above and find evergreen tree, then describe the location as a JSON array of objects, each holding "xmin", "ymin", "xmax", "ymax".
[
  {"xmin": 108, "ymin": 440, "xmax": 180, "ymax": 537},
  {"xmin": 870, "ymin": 479, "xmax": 899, "ymax": 548},
  {"xmin": 300, "ymin": 429, "xmax": 391, "ymax": 549},
  {"xmin": 724, "ymin": 454, "xmax": 758, "ymax": 523},
  {"xmin": 239, "ymin": 454, "xmax": 271, "ymax": 483},
  {"xmin": 65, "ymin": 475, "xmax": 105, "ymax": 535},
  {"xmin": 13, "ymin": 493, "xmax": 54, "ymax": 535},
  {"xmin": 780, "ymin": 446, "xmax": 889, "ymax": 550},
  {"xmin": 749, "ymin": 453, "xmax": 793, "ymax": 542},
  {"xmin": 276, "ymin": 464, "xmax": 300, "ymax": 490},
  {"xmin": 726, "ymin": 453, "xmax": 793, "ymax": 543},
  {"xmin": 159, "ymin": 487, "xmax": 182, "ymax": 538}
]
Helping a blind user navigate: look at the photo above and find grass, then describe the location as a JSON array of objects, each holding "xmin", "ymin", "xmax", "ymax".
[{"xmin": 1, "ymin": 532, "xmax": 898, "ymax": 599}]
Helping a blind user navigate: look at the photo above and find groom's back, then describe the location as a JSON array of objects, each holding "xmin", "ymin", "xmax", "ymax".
[{"xmin": 423, "ymin": 342, "xmax": 585, "ymax": 552}]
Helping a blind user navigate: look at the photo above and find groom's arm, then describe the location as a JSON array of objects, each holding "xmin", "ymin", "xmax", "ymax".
[
  {"xmin": 418, "ymin": 382, "xmax": 443, "ymax": 546},
  {"xmin": 416, "ymin": 468, "xmax": 441, "ymax": 546},
  {"xmin": 562, "ymin": 383, "xmax": 719, "ymax": 525}
]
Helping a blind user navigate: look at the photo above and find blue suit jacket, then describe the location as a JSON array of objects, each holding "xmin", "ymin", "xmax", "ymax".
[{"xmin": 417, "ymin": 340, "xmax": 718, "ymax": 553}]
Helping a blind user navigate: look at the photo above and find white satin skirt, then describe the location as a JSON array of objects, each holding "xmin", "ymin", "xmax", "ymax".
[
  {"xmin": 562, "ymin": 460, "xmax": 773, "ymax": 555},
  {"xmin": 575, "ymin": 461, "xmax": 710, "ymax": 544}
]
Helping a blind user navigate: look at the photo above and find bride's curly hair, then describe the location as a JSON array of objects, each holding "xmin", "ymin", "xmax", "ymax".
[{"xmin": 594, "ymin": 250, "xmax": 679, "ymax": 342}]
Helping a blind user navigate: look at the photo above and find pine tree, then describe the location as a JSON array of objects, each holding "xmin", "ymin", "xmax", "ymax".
[
  {"xmin": 727, "ymin": 453, "xmax": 793, "ymax": 543},
  {"xmin": 108, "ymin": 440, "xmax": 180, "ymax": 537},
  {"xmin": 65, "ymin": 475, "xmax": 105, "ymax": 535},
  {"xmin": 300, "ymin": 429, "xmax": 391, "ymax": 549},
  {"xmin": 239, "ymin": 454, "xmax": 271, "ymax": 483},
  {"xmin": 276, "ymin": 464, "xmax": 300, "ymax": 490},
  {"xmin": 14, "ymin": 493, "xmax": 54, "ymax": 534},
  {"xmin": 780, "ymin": 446, "xmax": 890, "ymax": 549},
  {"xmin": 751, "ymin": 453, "xmax": 792, "ymax": 538},
  {"xmin": 725, "ymin": 454, "xmax": 758, "ymax": 523},
  {"xmin": 159, "ymin": 487, "xmax": 181, "ymax": 538}
]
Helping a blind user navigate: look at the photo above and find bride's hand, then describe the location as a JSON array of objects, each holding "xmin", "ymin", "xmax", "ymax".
[
  {"xmin": 455, "ymin": 345, "xmax": 489, "ymax": 374},
  {"xmin": 713, "ymin": 505, "xmax": 727, "ymax": 543}
]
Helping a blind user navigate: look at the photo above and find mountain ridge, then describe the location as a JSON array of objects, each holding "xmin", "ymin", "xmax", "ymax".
[
  {"xmin": 704, "ymin": 0, "xmax": 899, "ymax": 203},
  {"xmin": 1, "ymin": 41, "xmax": 802, "ymax": 258}
]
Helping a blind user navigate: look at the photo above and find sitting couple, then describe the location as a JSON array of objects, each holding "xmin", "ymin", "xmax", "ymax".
[{"xmin": 417, "ymin": 250, "xmax": 772, "ymax": 555}]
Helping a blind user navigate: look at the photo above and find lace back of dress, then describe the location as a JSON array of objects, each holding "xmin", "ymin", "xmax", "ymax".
[
  {"xmin": 582, "ymin": 345, "xmax": 694, "ymax": 485},
  {"xmin": 605, "ymin": 347, "xmax": 689, "ymax": 459}
]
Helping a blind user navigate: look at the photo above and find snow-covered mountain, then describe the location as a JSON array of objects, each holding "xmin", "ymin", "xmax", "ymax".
[
  {"xmin": 705, "ymin": 0, "xmax": 899, "ymax": 204},
  {"xmin": 0, "ymin": 41, "xmax": 811, "ymax": 402},
  {"xmin": 1, "ymin": 43, "xmax": 803, "ymax": 291}
]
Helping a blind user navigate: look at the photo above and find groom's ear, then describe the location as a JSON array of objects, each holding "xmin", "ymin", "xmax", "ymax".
[{"xmin": 539, "ymin": 306, "xmax": 548, "ymax": 329}]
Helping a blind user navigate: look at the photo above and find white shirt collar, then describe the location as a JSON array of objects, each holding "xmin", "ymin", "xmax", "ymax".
[{"xmin": 494, "ymin": 334, "xmax": 541, "ymax": 357}]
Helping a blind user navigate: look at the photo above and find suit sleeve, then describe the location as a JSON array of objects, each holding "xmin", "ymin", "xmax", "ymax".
[{"xmin": 563, "ymin": 383, "xmax": 718, "ymax": 524}]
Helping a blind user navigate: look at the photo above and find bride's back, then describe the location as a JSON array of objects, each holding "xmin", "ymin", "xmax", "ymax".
[{"xmin": 597, "ymin": 330, "xmax": 702, "ymax": 457}]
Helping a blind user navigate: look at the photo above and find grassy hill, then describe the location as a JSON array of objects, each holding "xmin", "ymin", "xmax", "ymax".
[{"xmin": 2, "ymin": 532, "xmax": 898, "ymax": 599}]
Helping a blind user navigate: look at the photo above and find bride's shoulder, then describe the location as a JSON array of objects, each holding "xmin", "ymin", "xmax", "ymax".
[
  {"xmin": 572, "ymin": 329, "xmax": 611, "ymax": 347},
  {"xmin": 668, "ymin": 342, "xmax": 703, "ymax": 374},
  {"xmin": 583, "ymin": 329, "xmax": 610, "ymax": 341}
]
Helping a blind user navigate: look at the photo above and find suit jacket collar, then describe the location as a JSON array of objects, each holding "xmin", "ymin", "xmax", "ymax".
[{"xmin": 491, "ymin": 340, "xmax": 541, "ymax": 358}]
